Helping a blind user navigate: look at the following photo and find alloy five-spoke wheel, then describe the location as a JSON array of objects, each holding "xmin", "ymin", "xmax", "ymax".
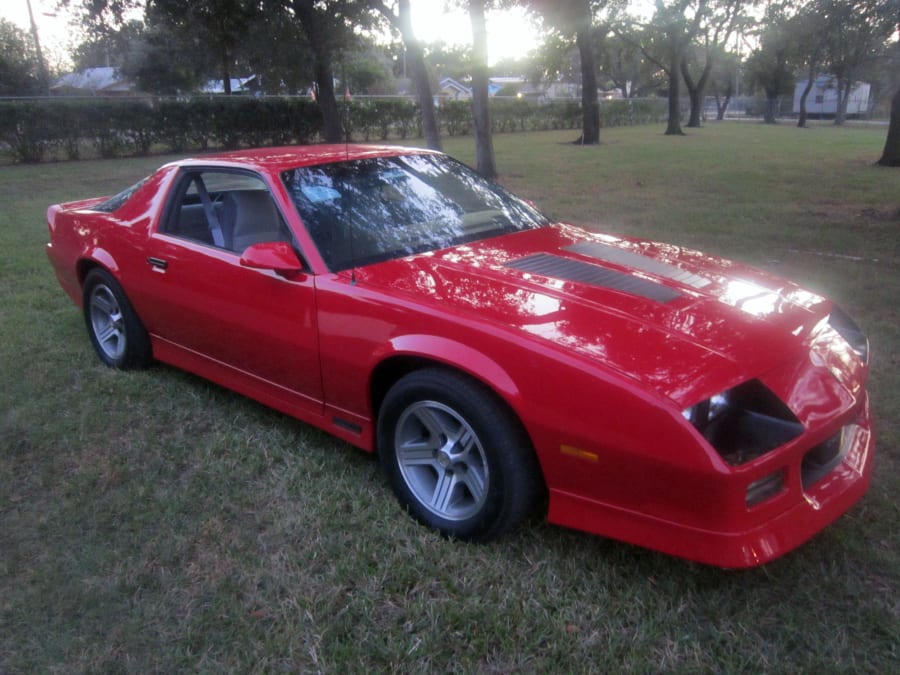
[
  {"xmin": 82, "ymin": 268, "xmax": 151, "ymax": 369},
  {"xmin": 88, "ymin": 282, "xmax": 127, "ymax": 362},
  {"xmin": 394, "ymin": 400, "xmax": 490, "ymax": 522},
  {"xmin": 378, "ymin": 368, "xmax": 544, "ymax": 541}
]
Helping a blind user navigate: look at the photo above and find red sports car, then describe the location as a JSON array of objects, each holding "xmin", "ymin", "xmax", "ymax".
[{"xmin": 46, "ymin": 145, "xmax": 874, "ymax": 568}]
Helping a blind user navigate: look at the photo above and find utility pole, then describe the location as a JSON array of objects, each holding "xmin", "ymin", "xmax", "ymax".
[{"xmin": 26, "ymin": 0, "xmax": 50, "ymax": 95}]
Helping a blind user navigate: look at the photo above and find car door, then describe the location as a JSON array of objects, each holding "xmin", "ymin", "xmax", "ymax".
[{"xmin": 136, "ymin": 167, "xmax": 323, "ymax": 415}]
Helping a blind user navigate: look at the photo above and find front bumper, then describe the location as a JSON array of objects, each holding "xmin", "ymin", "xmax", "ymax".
[{"xmin": 547, "ymin": 395, "xmax": 874, "ymax": 568}]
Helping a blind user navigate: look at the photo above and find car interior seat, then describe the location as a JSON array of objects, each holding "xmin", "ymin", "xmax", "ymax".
[{"xmin": 221, "ymin": 190, "xmax": 287, "ymax": 252}]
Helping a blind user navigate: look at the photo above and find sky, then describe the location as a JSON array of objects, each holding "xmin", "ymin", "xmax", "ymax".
[
  {"xmin": 1, "ymin": 0, "xmax": 74, "ymax": 69},
  {"xmin": 0, "ymin": 1, "xmax": 543, "ymax": 70}
]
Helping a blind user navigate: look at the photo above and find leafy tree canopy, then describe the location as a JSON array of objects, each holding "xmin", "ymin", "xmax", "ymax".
[{"xmin": 0, "ymin": 18, "xmax": 41, "ymax": 96}]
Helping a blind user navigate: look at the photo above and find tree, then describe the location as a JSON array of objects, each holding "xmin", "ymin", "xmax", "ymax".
[
  {"xmin": 0, "ymin": 18, "xmax": 41, "ymax": 96},
  {"xmin": 67, "ymin": 0, "xmax": 253, "ymax": 94},
  {"xmin": 424, "ymin": 42, "xmax": 472, "ymax": 82},
  {"xmin": 822, "ymin": 0, "xmax": 896, "ymax": 125},
  {"xmin": 372, "ymin": 0, "xmax": 443, "ymax": 150},
  {"xmin": 283, "ymin": 0, "xmax": 381, "ymax": 142},
  {"xmin": 876, "ymin": 0, "xmax": 900, "ymax": 166},
  {"xmin": 469, "ymin": 0, "xmax": 497, "ymax": 177},
  {"xmin": 148, "ymin": 0, "xmax": 259, "ymax": 95},
  {"xmin": 528, "ymin": 32, "xmax": 580, "ymax": 87},
  {"xmin": 597, "ymin": 29, "xmax": 662, "ymax": 98},
  {"xmin": 526, "ymin": 0, "xmax": 604, "ymax": 144},
  {"xmin": 878, "ymin": 86, "xmax": 900, "ymax": 166},
  {"xmin": 121, "ymin": 21, "xmax": 209, "ymax": 94},
  {"xmin": 70, "ymin": 18, "xmax": 208, "ymax": 94},
  {"xmin": 790, "ymin": 3, "xmax": 830, "ymax": 128},
  {"xmin": 72, "ymin": 19, "xmax": 143, "ymax": 70},
  {"xmin": 345, "ymin": 48, "xmax": 395, "ymax": 94},
  {"xmin": 64, "ymin": 0, "xmax": 141, "ymax": 31},
  {"xmin": 744, "ymin": 3, "xmax": 795, "ymax": 124},
  {"xmin": 290, "ymin": 2, "xmax": 342, "ymax": 142},
  {"xmin": 706, "ymin": 46, "xmax": 739, "ymax": 119},
  {"xmin": 239, "ymin": 7, "xmax": 313, "ymax": 94},
  {"xmin": 679, "ymin": 0, "xmax": 743, "ymax": 128},
  {"xmin": 619, "ymin": 1, "xmax": 710, "ymax": 135}
]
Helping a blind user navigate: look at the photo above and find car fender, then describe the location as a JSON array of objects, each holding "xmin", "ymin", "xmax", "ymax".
[
  {"xmin": 78, "ymin": 247, "xmax": 121, "ymax": 283},
  {"xmin": 376, "ymin": 333, "xmax": 521, "ymax": 404}
]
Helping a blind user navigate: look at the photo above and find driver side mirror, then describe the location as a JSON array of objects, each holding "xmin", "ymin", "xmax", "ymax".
[{"xmin": 240, "ymin": 241, "xmax": 306, "ymax": 280}]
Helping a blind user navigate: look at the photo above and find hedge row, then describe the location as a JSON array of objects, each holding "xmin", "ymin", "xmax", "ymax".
[
  {"xmin": 0, "ymin": 96, "xmax": 667, "ymax": 163},
  {"xmin": 0, "ymin": 98, "xmax": 324, "ymax": 163}
]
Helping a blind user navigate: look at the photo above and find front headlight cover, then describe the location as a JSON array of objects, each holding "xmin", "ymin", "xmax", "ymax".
[
  {"xmin": 828, "ymin": 305, "xmax": 869, "ymax": 363},
  {"xmin": 683, "ymin": 380, "xmax": 804, "ymax": 466}
]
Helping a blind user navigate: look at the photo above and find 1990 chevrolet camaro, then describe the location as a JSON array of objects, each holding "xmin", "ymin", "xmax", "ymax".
[{"xmin": 46, "ymin": 145, "xmax": 874, "ymax": 567}]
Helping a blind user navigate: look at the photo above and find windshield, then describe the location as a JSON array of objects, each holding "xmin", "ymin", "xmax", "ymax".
[{"xmin": 281, "ymin": 153, "xmax": 549, "ymax": 271}]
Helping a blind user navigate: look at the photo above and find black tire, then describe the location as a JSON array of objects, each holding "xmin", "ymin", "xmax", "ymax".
[
  {"xmin": 83, "ymin": 268, "xmax": 152, "ymax": 369},
  {"xmin": 377, "ymin": 368, "xmax": 544, "ymax": 541}
]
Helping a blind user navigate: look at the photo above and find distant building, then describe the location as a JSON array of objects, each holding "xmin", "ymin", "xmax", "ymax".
[
  {"xmin": 437, "ymin": 76, "xmax": 519, "ymax": 101},
  {"xmin": 51, "ymin": 67, "xmax": 136, "ymax": 96},
  {"xmin": 438, "ymin": 77, "xmax": 471, "ymax": 101},
  {"xmin": 200, "ymin": 76, "xmax": 260, "ymax": 95},
  {"xmin": 792, "ymin": 76, "xmax": 871, "ymax": 117}
]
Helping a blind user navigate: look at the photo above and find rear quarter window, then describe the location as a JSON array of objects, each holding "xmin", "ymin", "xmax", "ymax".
[{"xmin": 93, "ymin": 177, "xmax": 151, "ymax": 213}]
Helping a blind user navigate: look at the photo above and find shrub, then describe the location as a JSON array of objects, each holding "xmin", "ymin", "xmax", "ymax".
[
  {"xmin": 440, "ymin": 101, "xmax": 471, "ymax": 136},
  {"xmin": 0, "ymin": 102, "xmax": 52, "ymax": 163},
  {"xmin": 0, "ymin": 95, "xmax": 667, "ymax": 164}
]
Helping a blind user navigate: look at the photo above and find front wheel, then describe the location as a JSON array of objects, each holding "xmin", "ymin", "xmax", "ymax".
[
  {"xmin": 83, "ymin": 268, "xmax": 152, "ymax": 369},
  {"xmin": 378, "ymin": 368, "xmax": 544, "ymax": 541}
]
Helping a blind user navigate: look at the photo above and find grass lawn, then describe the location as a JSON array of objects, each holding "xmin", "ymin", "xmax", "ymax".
[{"xmin": 1, "ymin": 122, "xmax": 898, "ymax": 672}]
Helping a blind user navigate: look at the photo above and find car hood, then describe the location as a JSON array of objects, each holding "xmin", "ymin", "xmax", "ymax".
[{"xmin": 353, "ymin": 223, "xmax": 833, "ymax": 406}]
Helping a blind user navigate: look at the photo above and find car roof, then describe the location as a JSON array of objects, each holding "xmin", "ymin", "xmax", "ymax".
[{"xmin": 170, "ymin": 144, "xmax": 438, "ymax": 174}]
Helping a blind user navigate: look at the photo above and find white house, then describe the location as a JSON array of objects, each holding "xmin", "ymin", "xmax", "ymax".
[{"xmin": 792, "ymin": 76, "xmax": 871, "ymax": 116}]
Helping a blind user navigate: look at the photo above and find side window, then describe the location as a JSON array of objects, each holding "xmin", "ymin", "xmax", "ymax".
[{"xmin": 164, "ymin": 170, "xmax": 292, "ymax": 254}]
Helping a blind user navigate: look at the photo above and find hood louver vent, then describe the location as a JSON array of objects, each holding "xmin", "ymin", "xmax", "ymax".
[
  {"xmin": 565, "ymin": 241, "xmax": 712, "ymax": 290},
  {"xmin": 506, "ymin": 253, "xmax": 682, "ymax": 303}
]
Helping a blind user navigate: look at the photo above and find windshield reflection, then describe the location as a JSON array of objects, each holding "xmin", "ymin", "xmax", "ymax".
[{"xmin": 281, "ymin": 154, "xmax": 548, "ymax": 271}]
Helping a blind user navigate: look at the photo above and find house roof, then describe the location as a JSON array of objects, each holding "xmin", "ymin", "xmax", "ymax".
[
  {"xmin": 439, "ymin": 77, "xmax": 505, "ymax": 97},
  {"xmin": 439, "ymin": 77, "xmax": 470, "ymax": 95},
  {"xmin": 51, "ymin": 67, "xmax": 133, "ymax": 94}
]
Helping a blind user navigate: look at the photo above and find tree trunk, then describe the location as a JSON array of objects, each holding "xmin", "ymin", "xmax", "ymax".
[
  {"xmin": 398, "ymin": 0, "xmax": 442, "ymax": 151},
  {"xmin": 575, "ymin": 20, "xmax": 600, "ymax": 144},
  {"xmin": 716, "ymin": 94, "xmax": 731, "ymax": 120},
  {"xmin": 661, "ymin": 21, "xmax": 685, "ymax": 136},
  {"xmin": 681, "ymin": 55, "xmax": 713, "ymax": 128},
  {"xmin": 665, "ymin": 46, "xmax": 684, "ymax": 135},
  {"xmin": 877, "ymin": 86, "xmax": 900, "ymax": 166},
  {"xmin": 222, "ymin": 45, "xmax": 232, "ymax": 95},
  {"xmin": 715, "ymin": 83, "xmax": 732, "ymax": 120},
  {"xmin": 295, "ymin": 3, "xmax": 342, "ymax": 143},
  {"xmin": 681, "ymin": 58, "xmax": 699, "ymax": 127},
  {"xmin": 834, "ymin": 78, "xmax": 851, "ymax": 126},
  {"xmin": 763, "ymin": 86, "xmax": 778, "ymax": 124},
  {"xmin": 797, "ymin": 66, "xmax": 816, "ymax": 128},
  {"xmin": 469, "ymin": 0, "xmax": 496, "ymax": 178},
  {"xmin": 313, "ymin": 57, "xmax": 342, "ymax": 142}
]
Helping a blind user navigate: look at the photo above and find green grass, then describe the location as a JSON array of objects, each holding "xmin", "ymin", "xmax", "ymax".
[{"xmin": 2, "ymin": 123, "xmax": 898, "ymax": 672}]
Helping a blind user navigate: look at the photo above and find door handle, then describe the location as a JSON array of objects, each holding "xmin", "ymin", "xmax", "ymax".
[{"xmin": 147, "ymin": 257, "xmax": 168, "ymax": 271}]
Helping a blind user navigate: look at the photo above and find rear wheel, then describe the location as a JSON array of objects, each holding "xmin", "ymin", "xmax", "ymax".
[
  {"xmin": 378, "ymin": 368, "xmax": 543, "ymax": 541},
  {"xmin": 83, "ymin": 268, "xmax": 151, "ymax": 369}
]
